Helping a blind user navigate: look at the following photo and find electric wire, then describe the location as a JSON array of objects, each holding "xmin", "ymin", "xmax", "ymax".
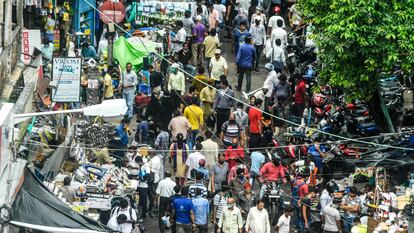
[{"xmin": 80, "ymin": 0, "xmax": 414, "ymax": 152}]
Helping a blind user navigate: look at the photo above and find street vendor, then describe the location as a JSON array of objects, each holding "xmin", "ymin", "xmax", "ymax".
[{"xmin": 114, "ymin": 117, "xmax": 130, "ymax": 157}]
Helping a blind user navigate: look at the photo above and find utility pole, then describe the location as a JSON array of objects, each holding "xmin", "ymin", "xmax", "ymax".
[{"xmin": 107, "ymin": 23, "xmax": 115, "ymax": 66}]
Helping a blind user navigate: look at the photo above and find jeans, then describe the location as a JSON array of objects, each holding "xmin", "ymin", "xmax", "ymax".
[
  {"xmin": 158, "ymin": 196, "xmax": 171, "ymax": 233},
  {"xmin": 249, "ymin": 171, "xmax": 259, "ymax": 187},
  {"xmin": 137, "ymin": 187, "xmax": 149, "ymax": 218},
  {"xmin": 192, "ymin": 42, "xmax": 204, "ymax": 65},
  {"xmin": 259, "ymin": 183, "xmax": 267, "ymax": 200},
  {"xmin": 293, "ymin": 206, "xmax": 301, "ymax": 230},
  {"xmin": 123, "ymin": 89, "xmax": 135, "ymax": 118},
  {"xmin": 299, "ymin": 215, "xmax": 311, "ymax": 233},
  {"xmin": 237, "ymin": 67, "xmax": 252, "ymax": 92},
  {"xmin": 254, "ymin": 45, "xmax": 263, "ymax": 69},
  {"xmin": 179, "ymin": 62, "xmax": 196, "ymax": 77},
  {"xmin": 176, "ymin": 223, "xmax": 192, "ymax": 233},
  {"xmin": 343, "ymin": 215, "xmax": 355, "ymax": 233},
  {"xmin": 188, "ymin": 130, "xmax": 199, "ymax": 151}
]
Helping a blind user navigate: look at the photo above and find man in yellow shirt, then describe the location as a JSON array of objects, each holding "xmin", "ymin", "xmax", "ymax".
[
  {"xmin": 203, "ymin": 29, "xmax": 220, "ymax": 70},
  {"xmin": 199, "ymin": 79, "xmax": 216, "ymax": 129},
  {"xmin": 103, "ymin": 66, "xmax": 114, "ymax": 99},
  {"xmin": 184, "ymin": 96, "xmax": 204, "ymax": 150}
]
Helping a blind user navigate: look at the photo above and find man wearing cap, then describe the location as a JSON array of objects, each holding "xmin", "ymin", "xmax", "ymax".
[
  {"xmin": 209, "ymin": 49, "xmax": 228, "ymax": 80},
  {"xmin": 192, "ymin": 15, "xmax": 206, "ymax": 66},
  {"xmin": 267, "ymin": 6, "xmax": 286, "ymax": 35},
  {"xmin": 249, "ymin": 16, "xmax": 266, "ymax": 72},
  {"xmin": 203, "ymin": 29, "xmax": 220, "ymax": 70},
  {"xmin": 263, "ymin": 63, "xmax": 279, "ymax": 107},
  {"xmin": 168, "ymin": 63, "xmax": 186, "ymax": 108}
]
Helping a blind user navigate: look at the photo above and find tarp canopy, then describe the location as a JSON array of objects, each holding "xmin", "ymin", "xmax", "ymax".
[
  {"xmin": 113, "ymin": 36, "xmax": 158, "ymax": 70},
  {"xmin": 11, "ymin": 168, "xmax": 110, "ymax": 232}
]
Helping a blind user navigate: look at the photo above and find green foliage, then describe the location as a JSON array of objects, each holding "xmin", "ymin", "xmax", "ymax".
[{"xmin": 299, "ymin": 0, "xmax": 414, "ymax": 100}]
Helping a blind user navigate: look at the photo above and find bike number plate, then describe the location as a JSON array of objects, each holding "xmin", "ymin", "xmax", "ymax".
[{"xmin": 269, "ymin": 195, "xmax": 280, "ymax": 198}]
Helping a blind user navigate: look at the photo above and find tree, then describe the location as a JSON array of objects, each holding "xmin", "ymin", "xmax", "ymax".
[{"xmin": 298, "ymin": 0, "xmax": 414, "ymax": 100}]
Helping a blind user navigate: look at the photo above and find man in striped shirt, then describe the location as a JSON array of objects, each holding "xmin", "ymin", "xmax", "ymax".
[
  {"xmin": 220, "ymin": 112, "xmax": 244, "ymax": 147},
  {"xmin": 189, "ymin": 171, "xmax": 208, "ymax": 198}
]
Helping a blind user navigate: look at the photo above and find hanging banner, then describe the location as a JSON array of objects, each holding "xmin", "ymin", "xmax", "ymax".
[
  {"xmin": 21, "ymin": 30, "xmax": 41, "ymax": 65},
  {"xmin": 52, "ymin": 58, "xmax": 82, "ymax": 102}
]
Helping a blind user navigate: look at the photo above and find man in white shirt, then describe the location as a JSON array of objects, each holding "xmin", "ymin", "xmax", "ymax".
[
  {"xmin": 201, "ymin": 131, "xmax": 219, "ymax": 169},
  {"xmin": 135, "ymin": 156, "xmax": 152, "ymax": 219},
  {"xmin": 263, "ymin": 63, "xmax": 279, "ymax": 107},
  {"xmin": 267, "ymin": 8, "xmax": 286, "ymax": 35},
  {"xmin": 270, "ymin": 19, "xmax": 288, "ymax": 48},
  {"xmin": 249, "ymin": 16, "xmax": 266, "ymax": 71},
  {"xmin": 185, "ymin": 143, "xmax": 206, "ymax": 179},
  {"xmin": 321, "ymin": 199, "xmax": 342, "ymax": 233},
  {"xmin": 217, "ymin": 197, "xmax": 243, "ymax": 233},
  {"xmin": 156, "ymin": 172, "xmax": 176, "ymax": 233},
  {"xmin": 245, "ymin": 200, "xmax": 271, "ymax": 233},
  {"xmin": 265, "ymin": 39, "xmax": 286, "ymax": 65},
  {"xmin": 108, "ymin": 199, "xmax": 137, "ymax": 233},
  {"xmin": 173, "ymin": 21, "xmax": 187, "ymax": 54},
  {"xmin": 209, "ymin": 49, "xmax": 228, "ymax": 80},
  {"xmin": 275, "ymin": 206, "xmax": 293, "ymax": 233},
  {"xmin": 168, "ymin": 63, "xmax": 185, "ymax": 95}
]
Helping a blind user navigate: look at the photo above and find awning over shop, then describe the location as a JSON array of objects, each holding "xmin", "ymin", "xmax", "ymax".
[
  {"xmin": 113, "ymin": 36, "xmax": 158, "ymax": 70},
  {"xmin": 11, "ymin": 168, "xmax": 110, "ymax": 232}
]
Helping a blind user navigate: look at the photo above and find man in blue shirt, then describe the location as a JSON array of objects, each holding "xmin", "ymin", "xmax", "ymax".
[
  {"xmin": 233, "ymin": 22, "xmax": 252, "ymax": 55},
  {"xmin": 192, "ymin": 189, "xmax": 209, "ymax": 233},
  {"xmin": 171, "ymin": 186, "xmax": 196, "ymax": 233},
  {"xmin": 307, "ymin": 137, "xmax": 327, "ymax": 173},
  {"xmin": 80, "ymin": 42, "xmax": 97, "ymax": 60},
  {"xmin": 236, "ymin": 36, "xmax": 255, "ymax": 92},
  {"xmin": 114, "ymin": 117, "xmax": 130, "ymax": 157},
  {"xmin": 249, "ymin": 149, "xmax": 265, "ymax": 186},
  {"xmin": 135, "ymin": 115, "xmax": 149, "ymax": 144}
]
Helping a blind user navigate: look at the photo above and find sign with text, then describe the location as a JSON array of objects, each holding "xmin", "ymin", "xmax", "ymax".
[
  {"xmin": 21, "ymin": 30, "xmax": 41, "ymax": 65},
  {"xmin": 52, "ymin": 58, "xmax": 81, "ymax": 102}
]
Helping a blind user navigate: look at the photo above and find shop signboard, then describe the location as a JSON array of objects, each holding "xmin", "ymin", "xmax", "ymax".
[
  {"xmin": 20, "ymin": 30, "xmax": 41, "ymax": 65},
  {"xmin": 53, "ymin": 29, "xmax": 60, "ymax": 51},
  {"xmin": 52, "ymin": 58, "xmax": 82, "ymax": 102},
  {"xmin": 99, "ymin": 0, "xmax": 125, "ymax": 24},
  {"xmin": 73, "ymin": 197, "xmax": 112, "ymax": 210}
]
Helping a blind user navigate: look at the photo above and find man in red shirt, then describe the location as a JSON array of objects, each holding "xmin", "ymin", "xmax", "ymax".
[
  {"xmin": 258, "ymin": 155, "xmax": 286, "ymax": 199},
  {"xmin": 224, "ymin": 137, "xmax": 245, "ymax": 170},
  {"xmin": 293, "ymin": 74, "xmax": 307, "ymax": 117},
  {"xmin": 248, "ymin": 99, "xmax": 263, "ymax": 150}
]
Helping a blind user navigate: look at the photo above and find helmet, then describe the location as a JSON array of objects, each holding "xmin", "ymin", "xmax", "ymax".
[
  {"xmin": 312, "ymin": 93, "xmax": 327, "ymax": 107},
  {"xmin": 273, "ymin": 6, "xmax": 281, "ymax": 14},
  {"xmin": 198, "ymin": 159, "xmax": 206, "ymax": 167}
]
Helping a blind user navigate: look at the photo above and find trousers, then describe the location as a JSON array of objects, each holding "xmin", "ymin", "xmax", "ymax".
[{"xmin": 237, "ymin": 67, "xmax": 252, "ymax": 92}]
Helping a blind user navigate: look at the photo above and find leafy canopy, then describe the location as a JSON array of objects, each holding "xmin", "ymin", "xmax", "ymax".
[{"xmin": 299, "ymin": 0, "xmax": 414, "ymax": 100}]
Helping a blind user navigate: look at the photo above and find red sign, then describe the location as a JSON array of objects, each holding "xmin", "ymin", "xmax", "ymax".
[{"xmin": 99, "ymin": 0, "xmax": 125, "ymax": 24}]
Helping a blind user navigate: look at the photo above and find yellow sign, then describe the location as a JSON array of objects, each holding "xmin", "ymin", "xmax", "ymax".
[{"xmin": 84, "ymin": 29, "xmax": 91, "ymax": 35}]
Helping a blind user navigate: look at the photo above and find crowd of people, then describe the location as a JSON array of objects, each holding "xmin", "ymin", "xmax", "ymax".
[{"xmin": 49, "ymin": 0, "xmax": 407, "ymax": 233}]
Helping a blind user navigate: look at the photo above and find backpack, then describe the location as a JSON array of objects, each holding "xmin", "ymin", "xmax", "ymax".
[
  {"xmin": 291, "ymin": 181, "xmax": 306, "ymax": 207},
  {"xmin": 111, "ymin": 206, "xmax": 136, "ymax": 222}
]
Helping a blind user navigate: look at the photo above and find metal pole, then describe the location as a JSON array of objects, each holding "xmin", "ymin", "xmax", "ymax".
[
  {"xmin": 107, "ymin": 32, "xmax": 113, "ymax": 66},
  {"xmin": 14, "ymin": 108, "xmax": 84, "ymax": 119}
]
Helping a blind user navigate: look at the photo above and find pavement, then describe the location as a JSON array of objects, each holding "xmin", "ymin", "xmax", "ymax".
[{"xmin": 133, "ymin": 40, "xmax": 273, "ymax": 233}]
